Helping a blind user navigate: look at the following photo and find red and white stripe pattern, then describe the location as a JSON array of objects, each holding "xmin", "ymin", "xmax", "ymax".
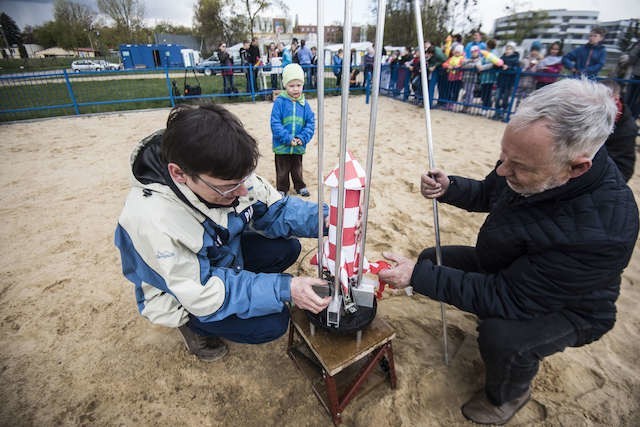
[
  {"xmin": 323, "ymin": 152, "xmax": 367, "ymax": 294},
  {"xmin": 310, "ymin": 151, "xmax": 393, "ymax": 300}
]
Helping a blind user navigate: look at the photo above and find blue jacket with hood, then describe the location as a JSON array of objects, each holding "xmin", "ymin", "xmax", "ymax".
[{"xmin": 114, "ymin": 131, "xmax": 325, "ymax": 328}]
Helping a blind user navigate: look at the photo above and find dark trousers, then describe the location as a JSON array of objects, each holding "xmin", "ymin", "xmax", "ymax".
[
  {"xmin": 480, "ymin": 83, "xmax": 494, "ymax": 109},
  {"xmin": 494, "ymin": 82, "xmax": 514, "ymax": 116},
  {"xmin": 187, "ymin": 232, "xmax": 302, "ymax": 344},
  {"xmin": 427, "ymin": 67, "xmax": 440, "ymax": 106},
  {"xmin": 418, "ymin": 245, "xmax": 580, "ymax": 405},
  {"xmin": 275, "ymin": 154, "xmax": 306, "ymax": 193},
  {"xmin": 222, "ymin": 74, "xmax": 234, "ymax": 94}
]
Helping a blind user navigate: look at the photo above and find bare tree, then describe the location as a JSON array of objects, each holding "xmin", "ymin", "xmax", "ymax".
[
  {"xmin": 97, "ymin": 0, "xmax": 145, "ymax": 41},
  {"xmin": 53, "ymin": 0, "xmax": 95, "ymax": 49},
  {"xmin": 194, "ymin": 0, "xmax": 226, "ymax": 53},
  {"xmin": 226, "ymin": 0, "xmax": 289, "ymax": 40},
  {"xmin": 379, "ymin": 0, "xmax": 449, "ymax": 47}
]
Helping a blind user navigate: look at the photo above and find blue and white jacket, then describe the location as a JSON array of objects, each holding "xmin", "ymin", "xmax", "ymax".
[
  {"xmin": 270, "ymin": 92, "xmax": 315, "ymax": 155},
  {"xmin": 114, "ymin": 131, "xmax": 323, "ymax": 328}
]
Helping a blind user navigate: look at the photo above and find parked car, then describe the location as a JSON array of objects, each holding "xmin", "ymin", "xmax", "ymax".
[
  {"xmin": 195, "ymin": 51, "xmax": 244, "ymax": 76},
  {"xmin": 94, "ymin": 59, "xmax": 123, "ymax": 70},
  {"xmin": 71, "ymin": 60, "xmax": 105, "ymax": 72},
  {"xmin": 195, "ymin": 53, "xmax": 222, "ymax": 76}
]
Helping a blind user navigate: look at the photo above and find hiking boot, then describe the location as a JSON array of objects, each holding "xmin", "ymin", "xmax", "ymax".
[
  {"xmin": 461, "ymin": 389, "xmax": 530, "ymax": 425},
  {"xmin": 297, "ymin": 187, "xmax": 310, "ymax": 197},
  {"xmin": 178, "ymin": 325, "xmax": 228, "ymax": 362}
]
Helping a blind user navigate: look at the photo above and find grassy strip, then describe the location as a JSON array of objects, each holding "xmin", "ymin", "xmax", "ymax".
[{"xmin": 0, "ymin": 72, "xmax": 347, "ymax": 122}]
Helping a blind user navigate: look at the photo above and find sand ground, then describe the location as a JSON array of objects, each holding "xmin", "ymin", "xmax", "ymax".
[{"xmin": 1, "ymin": 96, "xmax": 639, "ymax": 426}]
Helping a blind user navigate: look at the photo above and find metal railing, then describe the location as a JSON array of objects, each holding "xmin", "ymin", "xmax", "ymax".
[
  {"xmin": 1, "ymin": 63, "xmax": 638, "ymax": 123},
  {"xmin": 377, "ymin": 65, "xmax": 640, "ymax": 122},
  {"xmin": 0, "ymin": 64, "xmax": 365, "ymax": 122}
]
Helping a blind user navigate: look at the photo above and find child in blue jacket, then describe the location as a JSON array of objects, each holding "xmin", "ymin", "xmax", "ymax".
[{"xmin": 270, "ymin": 63, "xmax": 315, "ymax": 197}]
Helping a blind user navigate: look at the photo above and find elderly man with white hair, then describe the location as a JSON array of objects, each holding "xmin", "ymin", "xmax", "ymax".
[{"xmin": 380, "ymin": 78, "xmax": 639, "ymax": 425}]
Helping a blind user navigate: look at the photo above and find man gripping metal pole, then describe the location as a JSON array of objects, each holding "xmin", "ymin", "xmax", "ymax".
[{"xmin": 412, "ymin": 0, "xmax": 449, "ymax": 365}]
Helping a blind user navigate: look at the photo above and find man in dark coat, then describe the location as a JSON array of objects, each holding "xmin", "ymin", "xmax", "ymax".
[
  {"xmin": 379, "ymin": 78, "xmax": 639, "ymax": 425},
  {"xmin": 247, "ymin": 37, "xmax": 261, "ymax": 92},
  {"xmin": 601, "ymin": 79, "xmax": 637, "ymax": 182}
]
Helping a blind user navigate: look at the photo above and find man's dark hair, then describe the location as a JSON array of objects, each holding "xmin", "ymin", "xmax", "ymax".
[
  {"xmin": 591, "ymin": 26, "xmax": 606, "ymax": 36},
  {"xmin": 161, "ymin": 103, "xmax": 259, "ymax": 180}
]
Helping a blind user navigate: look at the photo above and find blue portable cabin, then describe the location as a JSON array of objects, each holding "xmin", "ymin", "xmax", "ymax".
[{"xmin": 119, "ymin": 44, "xmax": 187, "ymax": 69}]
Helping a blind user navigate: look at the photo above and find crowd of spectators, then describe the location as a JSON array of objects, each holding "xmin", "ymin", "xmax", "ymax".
[{"xmin": 379, "ymin": 27, "xmax": 639, "ymax": 124}]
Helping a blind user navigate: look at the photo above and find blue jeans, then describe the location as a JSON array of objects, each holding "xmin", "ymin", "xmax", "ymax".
[
  {"xmin": 187, "ymin": 232, "xmax": 301, "ymax": 344},
  {"xmin": 418, "ymin": 246, "xmax": 585, "ymax": 405},
  {"xmin": 428, "ymin": 67, "xmax": 441, "ymax": 106}
]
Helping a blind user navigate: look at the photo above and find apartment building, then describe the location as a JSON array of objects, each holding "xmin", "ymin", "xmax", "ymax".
[{"xmin": 492, "ymin": 9, "xmax": 599, "ymax": 53}]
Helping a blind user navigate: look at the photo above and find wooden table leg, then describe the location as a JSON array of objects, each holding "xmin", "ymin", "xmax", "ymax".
[
  {"xmin": 386, "ymin": 342, "xmax": 398, "ymax": 389},
  {"xmin": 287, "ymin": 317, "xmax": 295, "ymax": 351},
  {"xmin": 324, "ymin": 372, "xmax": 341, "ymax": 425}
]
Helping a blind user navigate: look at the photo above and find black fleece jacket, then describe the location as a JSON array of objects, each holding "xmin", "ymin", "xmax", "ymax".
[
  {"xmin": 410, "ymin": 147, "xmax": 638, "ymax": 342},
  {"xmin": 605, "ymin": 104, "xmax": 638, "ymax": 182}
]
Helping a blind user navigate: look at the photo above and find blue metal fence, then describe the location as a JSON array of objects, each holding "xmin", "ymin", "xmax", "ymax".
[
  {"xmin": 376, "ymin": 65, "xmax": 640, "ymax": 122},
  {"xmin": 1, "ymin": 64, "xmax": 638, "ymax": 123},
  {"xmin": 0, "ymin": 64, "xmax": 365, "ymax": 122}
]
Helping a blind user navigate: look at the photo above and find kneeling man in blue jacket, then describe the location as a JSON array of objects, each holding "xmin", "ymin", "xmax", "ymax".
[
  {"xmin": 380, "ymin": 78, "xmax": 639, "ymax": 425},
  {"xmin": 115, "ymin": 103, "xmax": 331, "ymax": 362}
]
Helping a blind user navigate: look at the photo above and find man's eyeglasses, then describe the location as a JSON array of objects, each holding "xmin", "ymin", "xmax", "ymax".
[{"xmin": 197, "ymin": 174, "xmax": 250, "ymax": 196}]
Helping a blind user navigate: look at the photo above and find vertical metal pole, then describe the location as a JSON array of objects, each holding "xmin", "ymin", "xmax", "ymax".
[
  {"xmin": 165, "ymin": 66, "xmax": 176, "ymax": 107},
  {"xmin": 413, "ymin": 0, "xmax": 449, "ymax": 365},
  {"xmin": 356, "ymin": 0, "xmax": 386, "ymax": 287},
  {"xmin": 316, "ymin": 0, "xmax": 326, "ymax": 278},
  {"xmin": 329, "ymin": 0, "xmax": 354, "ymax": 323},
  {"xmin": 62, "ymin": 69, "xmax": 80, "ymax": 115}
]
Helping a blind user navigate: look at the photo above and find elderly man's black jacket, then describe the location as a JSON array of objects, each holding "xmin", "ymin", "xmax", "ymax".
[{"xmin": 411, "ymin": 147, "xmax": 638, "ymax": 342}]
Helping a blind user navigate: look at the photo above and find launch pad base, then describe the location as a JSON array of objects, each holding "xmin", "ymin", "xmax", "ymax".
[{"xmin": 286, "ymin": 307, "xmax": 397, "ymax": 425}]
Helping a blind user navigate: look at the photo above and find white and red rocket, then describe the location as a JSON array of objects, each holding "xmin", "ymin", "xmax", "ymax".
[{"xmin": 312, "ymin": 151, "xmax": 390, "ymax": 313}]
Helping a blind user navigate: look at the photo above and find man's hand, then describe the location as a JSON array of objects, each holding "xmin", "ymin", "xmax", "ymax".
[
  {"xmin": 290, "ymin": 277, "xmax": 331, "ymax": 313},
  {"xmin": 378, "ymin": 252, "xmax": 415, "ymax": 289},
  {"xmin": 421, "ymin": 169, "xmax": 450, "ymax": 199}
]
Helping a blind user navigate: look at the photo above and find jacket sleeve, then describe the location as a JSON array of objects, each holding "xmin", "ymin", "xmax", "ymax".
[
  {"xmin": 438, "ymin": 168, "xmax": 501, "ymax": 213},
  {"xmin": 251, "ymin": 195, "xmax": 327, "ymax": 238},
  {"xmin": 478, "ymin": 61, "xmax": 495, "ymax": 71},
  {"xmin": 297, "ymin": 104, "xmax": 315, "ymax": 145},
  {"xmin": 562, "ymin": 49, "xmax": 577, "ymax": 69},
  {"xmin": 115, "ymin": 217, "xmax": 291, "ymax": 325},
  {"xmin": 434, "ymin": 49, "xmax": 447, "ymax": 67},
  {"xmin": 409, "ymin": 244, "xmax": 624, "ymax": 320},
  {"xmin": 270, "ymin": 99, "xmax": 292, "ymax": 147}
]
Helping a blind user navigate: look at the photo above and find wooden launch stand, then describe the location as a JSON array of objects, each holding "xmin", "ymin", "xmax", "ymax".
[{"xmin": 287, "ymin": 307, "xmax": 397, "ymax": 425}]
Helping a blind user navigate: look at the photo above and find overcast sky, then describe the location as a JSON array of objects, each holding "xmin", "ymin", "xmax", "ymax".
[{"xmin": 1, "ymin": 0, "xmax": 638, "ymax": 34}]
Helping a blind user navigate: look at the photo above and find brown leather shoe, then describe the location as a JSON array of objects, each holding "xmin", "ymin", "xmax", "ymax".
[
  {"xmin": 178, "ymin": 325, "xmax": 228, "ymax": 362},
  {"xmin": 461, "ymin": 389, "xmax": 530, "ymax": 425}
]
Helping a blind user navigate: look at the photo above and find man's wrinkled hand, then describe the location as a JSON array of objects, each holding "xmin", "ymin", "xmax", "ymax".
[
  {"xmin": 421, "ymin": 169, "xmax": 449, "ymax": 199},
  {"xmin": 377, "ymin": 252, "xmax": 415, "ymax": 289},
  {"xmin": 290, "ymin": 277, "xmax": 331, "ymax": 313}
]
